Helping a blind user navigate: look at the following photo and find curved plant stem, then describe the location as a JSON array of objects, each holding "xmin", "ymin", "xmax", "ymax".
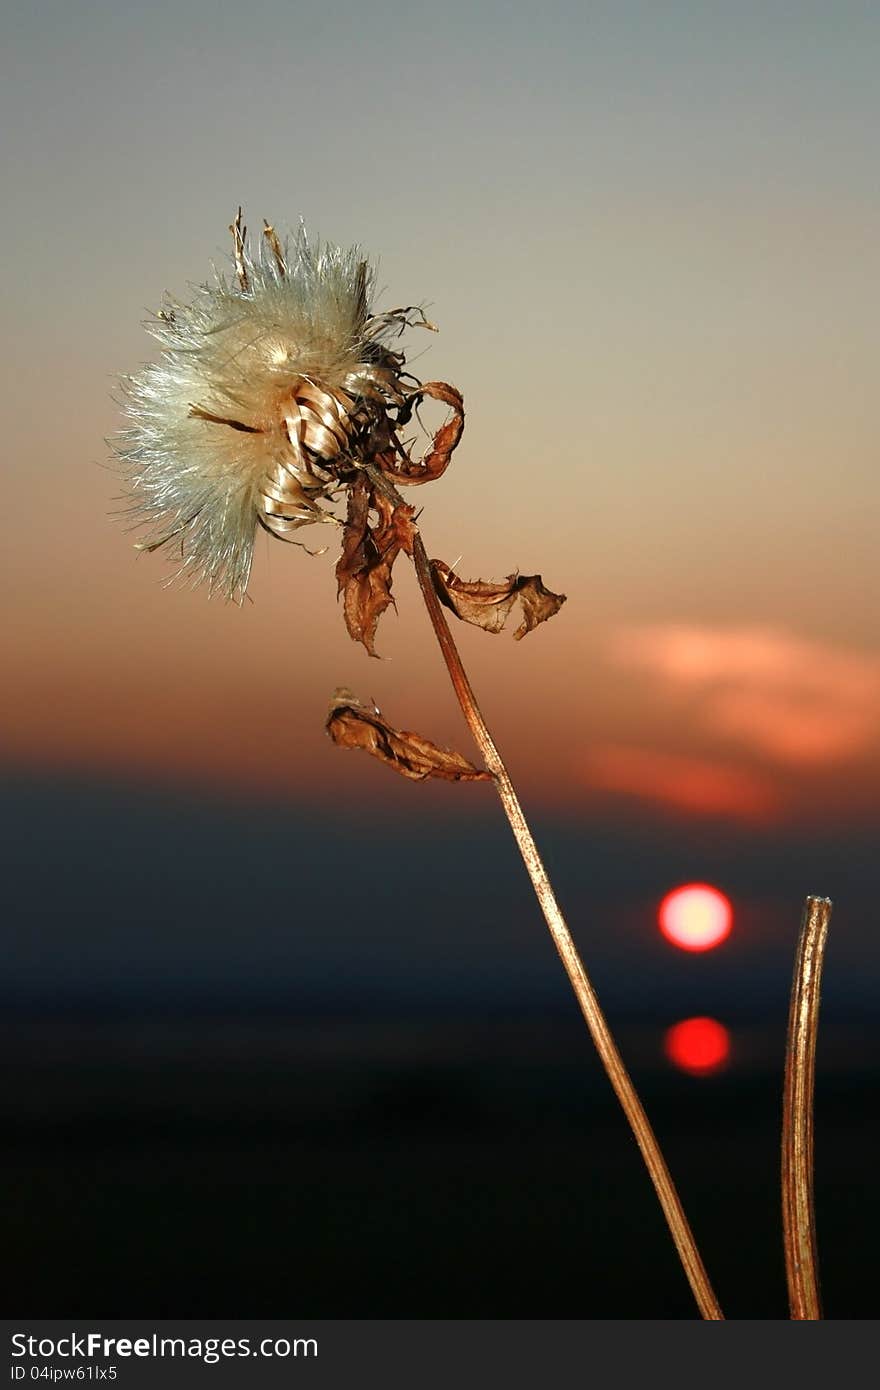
[
  {"xmin": 782, "ymin": 895, "xmax": 831, "ymax": 1319},
  {"xmin": 363, "ymin": 465, "xmax": 723, "ymax": 1319}
]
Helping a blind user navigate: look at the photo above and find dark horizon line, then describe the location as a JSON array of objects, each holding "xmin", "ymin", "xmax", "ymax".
[{"xmin": 4, "ymin": 761, "xmax": 880, "ymax": 844}]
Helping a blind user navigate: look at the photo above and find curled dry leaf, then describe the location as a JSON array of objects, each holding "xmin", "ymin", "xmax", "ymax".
[
  {"xmin": 327, "ymin": 689, "xmax": 493, "ymax": 783},
  {"xmin": 335, "ymin": 476, "xmax": 418, "ymax": 655},
  {"xmin": 431, "ymin": 560, "xmax": 566, "ymax": 640},
  {"xmin": 379, "ymin": 382, "xmax": 465, "ymax": 486}
]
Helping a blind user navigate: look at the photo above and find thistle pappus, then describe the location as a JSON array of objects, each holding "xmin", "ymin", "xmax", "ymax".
[{"xmin": 116, "ymin": 211, "xmax": 428, "ymax": 600}]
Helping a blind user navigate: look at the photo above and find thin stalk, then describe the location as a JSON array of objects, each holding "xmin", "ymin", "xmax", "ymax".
[
  {"xmin": 782, "ymin": 895, "xmax": 831, "ymax": 1319},
  {"xmin": 364, "ymin": 465, "xmax": 723, "ymax": 1319}
]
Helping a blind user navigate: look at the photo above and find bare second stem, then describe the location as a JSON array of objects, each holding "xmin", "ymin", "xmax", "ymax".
[
  {"xmin": 399, "ymin": 508, "xmax": 722, "ymax": 1319},
  {"xmin": 782, "ymin": 896, "xmax": 831, "ymax": 1319}
]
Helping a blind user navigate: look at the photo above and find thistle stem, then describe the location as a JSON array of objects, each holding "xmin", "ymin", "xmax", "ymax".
[
  {"xmin": 363, "ymin": 464, "xmax": 722, "ymax": 1318},
  {"xmin": 782, "ymin": 895, "xmax": 831, "ymax": 1320}
]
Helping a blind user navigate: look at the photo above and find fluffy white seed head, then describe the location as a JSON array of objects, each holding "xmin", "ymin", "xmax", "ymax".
[{"xmin": 117, "ymin": 221, "xmax": 413, "ymax": 600}]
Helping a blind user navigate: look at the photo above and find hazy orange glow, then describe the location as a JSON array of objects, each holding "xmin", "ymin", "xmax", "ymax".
[
  {"xmin": 588, "ymin": 745, "xmax": 779, "ymax": 822},
  {"xmin": 658, "ymin": 884, "xmax": 733, "ymax": 952},
  {"xmin": 707, "ymin": 689, "xmax": 875, "ymax": 764},
  {"xmin": 610, "ymin": 625, "xmax": 880, "ymax": 695},
  {"xmin": 665, "ymin": 1018, "xmax": 731, "ymax": 1076}
]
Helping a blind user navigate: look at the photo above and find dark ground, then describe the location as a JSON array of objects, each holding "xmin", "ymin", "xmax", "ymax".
[
  {"xmin": 2, "ymin": 773, "xmax": 878, "ymax": 1319},
  {"xmin": 4, "ymin": 1011, "xmax": 877, "ymax": 1319}
]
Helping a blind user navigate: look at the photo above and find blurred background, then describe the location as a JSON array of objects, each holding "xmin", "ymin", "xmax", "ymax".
[{"xmin": 2, "ymin": 1, "xmax": 878, "ymax": 1318}]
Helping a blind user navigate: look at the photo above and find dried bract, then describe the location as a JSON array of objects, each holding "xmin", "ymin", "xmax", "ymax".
[
  {"xmin": 380, "ymin": 382, "xmax": 464, "ymax": 486},
  {"xmin": 431, "ymin": 561, "xmax": 567, "ymax": 639},
  {"xmin": 326, "ymin": 690, "xmax": 493, "ymax": 783},
  {"xmin": 335, "ymin": 478, "xmax": 418, "ymax": 655}
]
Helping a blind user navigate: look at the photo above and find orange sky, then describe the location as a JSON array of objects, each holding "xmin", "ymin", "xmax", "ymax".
[{"xmin": 3, "ymin": 2, "xmax": 879, "ymax": 829}]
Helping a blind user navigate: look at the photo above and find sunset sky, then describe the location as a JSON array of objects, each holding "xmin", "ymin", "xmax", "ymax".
[{"xmin": 3, "ymin": 0, "xmax": 879, "ymax": 830}]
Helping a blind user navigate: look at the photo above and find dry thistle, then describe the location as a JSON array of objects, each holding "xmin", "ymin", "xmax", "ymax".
[
  {"xmin": 116, "ymin": 210, "xmax": 723, "ymax": 1318},
  {"xmin": 118, "ymin": 211, "xmax": 563, "ymax": 659}
]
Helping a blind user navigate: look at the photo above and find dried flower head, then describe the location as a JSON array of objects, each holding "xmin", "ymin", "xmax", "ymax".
[
  {"xmin": 116, "ymin": 210, "xmax": 564, "ymax": 661},
  {"xmin": 117, "ymin": 211, "xmax": 434, "ymax": 600}
]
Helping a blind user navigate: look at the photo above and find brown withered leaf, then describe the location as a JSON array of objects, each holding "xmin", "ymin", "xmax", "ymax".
[
  {"xmin": 381, "ymin": 382, "xmax": 465, "ymax": 486},
  {"xmin": 327, "ymin": 690, "xmax": 493, "ymax": 783},
  {"xmin": 335, "ymin": 476, "xmax": 418, "ymax": 655},
  {"xmin": 431, "ymin": 561, "xmax": 566, "ymax": 640}
]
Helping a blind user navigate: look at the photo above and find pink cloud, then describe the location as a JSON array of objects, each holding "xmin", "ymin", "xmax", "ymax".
[
  {"xmin": 606, "ymin": 624, "xmax": 880, "ymax": 766},
  {"xmin": 707, "ymin": 689, "xmax": 876, "ymax": 764},
  {"xmin": 587, "ymin": 745, "xmax": 780, "ymax": 821}
]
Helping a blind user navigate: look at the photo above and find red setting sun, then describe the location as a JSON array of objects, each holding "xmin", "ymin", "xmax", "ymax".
[
  {"xmin": 664, "ymin": 1017, "xmax": 731, "ymax": 1076},
  {"xmin": 658, "ymin": 883, "xmax": 733, "ymax": 952}
]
